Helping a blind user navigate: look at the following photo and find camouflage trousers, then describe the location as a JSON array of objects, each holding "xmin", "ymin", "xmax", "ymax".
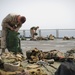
[{"xmin": 1, "ymin": 29, "xmax": 6, "ymax": 49}]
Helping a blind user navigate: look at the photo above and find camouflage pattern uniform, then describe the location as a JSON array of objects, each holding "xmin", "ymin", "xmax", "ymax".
[{"xmin": 1, "ymin": 13, "xmax": 22, "ymax": 50}]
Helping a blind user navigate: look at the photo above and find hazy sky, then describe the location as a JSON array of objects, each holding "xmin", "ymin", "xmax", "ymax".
[{"xmin": 0, "ymin": 0, "xmax": 75, "ymax": 30}]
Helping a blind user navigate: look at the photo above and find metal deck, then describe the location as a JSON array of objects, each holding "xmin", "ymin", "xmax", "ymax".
[
  {"xmin": 0, "ymin": 39, "xmax": 75, "ymax": 56},
  {"xmin": 21, "ymin": 39, "xmax": 75, "ymax": 56}
]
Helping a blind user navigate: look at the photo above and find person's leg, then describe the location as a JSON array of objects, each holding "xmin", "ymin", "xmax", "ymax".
[
  {"xmin": 1, "ymin": 29, "xmax": 6, "ymax": 54},
  {"xmin": 2, "ymin": 48, "xmax": 5, "ymax": 53},
  {"xmin": 30, "ymin": 31, "xmax": 34, "ymax": 40}
]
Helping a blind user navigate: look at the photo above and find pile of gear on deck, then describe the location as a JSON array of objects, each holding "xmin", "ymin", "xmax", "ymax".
[
  {"xmin": 0, "ymin": 48, "xmax": 75, "ymax": 75},
  {"xmin": 29, "ymin": 33, "xmax": 75, "ymax": 41}
]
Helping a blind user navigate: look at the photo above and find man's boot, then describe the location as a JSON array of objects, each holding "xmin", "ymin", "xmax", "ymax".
[{"xmin": 1, "ymin": 48, "xmax": 5, "ymax": 54}]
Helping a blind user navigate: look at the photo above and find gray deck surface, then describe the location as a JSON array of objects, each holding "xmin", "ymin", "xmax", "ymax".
[
  {"xmin": 21, "ymin": 39, "xmax": 75, "ymax": 56},
  {"xmin": 0, "ymin": 39, "xmax": 75, "ymax": 56}
]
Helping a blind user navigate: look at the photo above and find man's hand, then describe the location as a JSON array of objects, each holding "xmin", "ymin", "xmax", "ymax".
[
  {"xmin": 14, "ymin": 29, "xmax": 18, "ymax": 32},
  {"xmin": 10, "ymin": 27, "xmax": 14, "ymax": 31}
]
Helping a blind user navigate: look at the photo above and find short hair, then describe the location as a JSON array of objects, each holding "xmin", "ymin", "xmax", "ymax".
[
  {"xmin": 20, "ymin": 16, "xmax": 26, "ymax": 23},
  {"xmin": 36, "ymin": 26, "xmax": 39, "ymax": 28}
]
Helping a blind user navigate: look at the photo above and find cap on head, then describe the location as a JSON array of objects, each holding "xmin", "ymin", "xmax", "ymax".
[{"xmin": 20, "ymin": 16, "xmax": 26, "ymax": 24}]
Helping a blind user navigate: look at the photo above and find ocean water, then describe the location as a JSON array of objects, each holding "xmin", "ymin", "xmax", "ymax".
[
  {"xmin": 18, "ymin": 29, "xmax": 75, "ymax": 38},
  {"xmin": 0, "ymin": 29, "xmax": 75, "ymax": 38}
]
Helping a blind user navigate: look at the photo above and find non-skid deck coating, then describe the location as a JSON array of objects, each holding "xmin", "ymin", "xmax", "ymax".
[
  {"xmin": 21, "ymin": 39, "xmax": 75, "ymax": 56},
  {"xmin": 0, "ymin": 39, "xmax": 75, "ymax": 56}
]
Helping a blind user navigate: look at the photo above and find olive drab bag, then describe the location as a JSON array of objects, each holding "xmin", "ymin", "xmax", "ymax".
[{"xmin": 6, "ymin": 29, "xmax": 23, "ymax": 54}]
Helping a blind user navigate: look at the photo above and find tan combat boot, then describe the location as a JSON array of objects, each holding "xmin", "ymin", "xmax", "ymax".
[{"xmin": 1, "ymin": 48, "xmax": 5, "ymax": 54}]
